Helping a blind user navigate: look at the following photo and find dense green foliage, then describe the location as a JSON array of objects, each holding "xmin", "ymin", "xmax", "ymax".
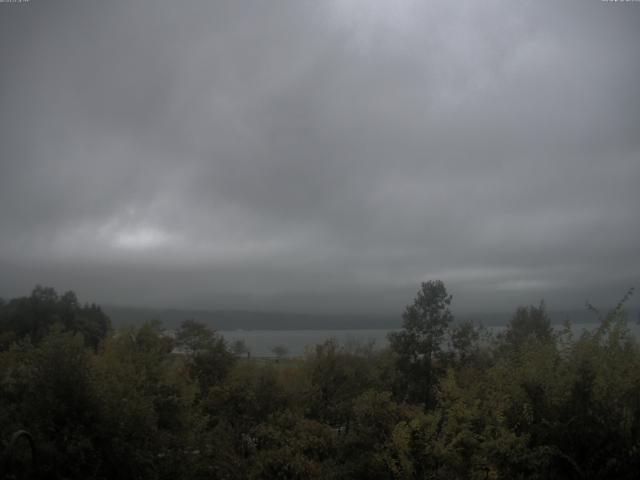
[
  {"xmin": 0, "ymin": 286, "xmax": 110, "ymax": 350},
  {"xmin": 1, "ymin": 283, "xmax": 639, "ymax": 479}
]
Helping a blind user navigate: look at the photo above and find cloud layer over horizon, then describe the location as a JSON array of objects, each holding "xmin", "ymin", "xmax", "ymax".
[{"xmin": 1, "ymin": 0, "xmax": 639, "ymax": 315}]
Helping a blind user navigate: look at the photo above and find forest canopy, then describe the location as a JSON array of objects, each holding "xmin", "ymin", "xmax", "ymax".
[{"xmin": 1, "ymin": 283, "xmax": 639, "ymax": 479}]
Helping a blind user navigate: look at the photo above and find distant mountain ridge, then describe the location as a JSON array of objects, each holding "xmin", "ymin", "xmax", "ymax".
[
  {"xmin": 103, "ymin": 305, "xmax": 638, "ymax": 331},
  {"xmin": 103, "ymin": 306, "xmax": 399, "ymax": 330}
]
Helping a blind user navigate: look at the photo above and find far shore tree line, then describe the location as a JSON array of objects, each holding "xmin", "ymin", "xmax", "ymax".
[{"xmin": 0, "ymin": 282, "xmax": 638, "ymax": 479}]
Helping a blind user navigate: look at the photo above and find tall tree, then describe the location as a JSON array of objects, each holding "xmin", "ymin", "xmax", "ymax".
[
  {"xmin": 502, "ymin": 301, "xmax": 552, "ymax": 350},
  {"xmin": 388, "ymin": 280, "xmax": 453, "ymax": 408},
  {"xmin": 175, "ymin": 319, "xmax": 235, "ymax": 392}
]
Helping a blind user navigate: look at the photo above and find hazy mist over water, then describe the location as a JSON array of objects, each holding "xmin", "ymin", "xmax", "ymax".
[{"xmin": 221, "ymin": 322, "xmax": 640, "ymax": 357}]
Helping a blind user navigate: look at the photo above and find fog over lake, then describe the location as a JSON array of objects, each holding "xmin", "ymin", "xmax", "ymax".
[{"xmin": 221, "ymin": 322, "xmax": 640, "ymax": 357}]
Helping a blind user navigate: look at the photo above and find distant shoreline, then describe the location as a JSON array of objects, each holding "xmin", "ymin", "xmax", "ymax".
[{"xmin": 104, "ymin": 305, "xmax": 637, "ymax": 330}]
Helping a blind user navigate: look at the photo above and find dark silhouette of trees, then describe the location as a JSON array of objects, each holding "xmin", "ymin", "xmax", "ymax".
[
  {"xmin": 1, "ymin": 283, "xmax": 639, "ymax": 479},
  {"xmin": 175, "ymin": 319, "xmax": 235, "ymax": 391},
  {"xmin": 231, "ymin": 339, "xmax": 249, "ymax": 357},
  {"xmin": 501, "ymin": 301, "xmax": 553, "ymax": 350},
  {"xmin": 388, "ymin": 280, "xmax": 454, "ymax": 407},
  {"xmin": 270, "ymin": 344, "xmax": 288, "ymax": 361},
  {"xmin": 0, "ymin": 286, "xmax": 110, "ymax": 350}
]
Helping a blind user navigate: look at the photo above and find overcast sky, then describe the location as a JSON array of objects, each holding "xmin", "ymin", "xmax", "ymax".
[{"xmin": 1, "ymin": 0, "xmax": 639, "ymax": 316}]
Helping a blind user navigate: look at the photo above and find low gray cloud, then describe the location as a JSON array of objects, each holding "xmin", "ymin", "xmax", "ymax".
[{"xmin": 1, "ymin": 0, "xmax": 638, "ymax": 315}]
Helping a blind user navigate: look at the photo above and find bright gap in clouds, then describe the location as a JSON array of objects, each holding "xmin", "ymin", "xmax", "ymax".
[{"xmin": 113, "ymin": 227, "xmax": 171, "ymax": 250}]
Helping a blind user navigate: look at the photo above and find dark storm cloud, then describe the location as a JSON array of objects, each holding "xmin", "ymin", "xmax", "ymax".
[{"xmin": 1, "ymin": 0, "xmax": 639, "ymax": 314}]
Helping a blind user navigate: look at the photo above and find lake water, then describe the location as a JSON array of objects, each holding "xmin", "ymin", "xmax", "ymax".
[
  {"xmin": 220, "ymin": 329, "xmax": 393, "ymax": 357},
  {"xmin": 220, "ymin": 322, "xmax": 640, "ymax": 357}
]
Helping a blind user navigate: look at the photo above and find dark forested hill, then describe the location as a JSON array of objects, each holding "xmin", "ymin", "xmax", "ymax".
[
  {"xmin": 103, "ymin": 306, "xmax": 401, "ymax": 330},
  {"xmin": 103, "ymin": 305, "xmax": 634, "ymax": 330}
]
